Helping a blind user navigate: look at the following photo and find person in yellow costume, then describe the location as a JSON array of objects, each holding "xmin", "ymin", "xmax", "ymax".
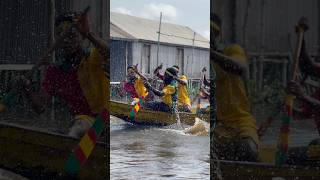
[
  {"xmin": 19, "ymin": 11, "xmax": 108, "ymax": 138},
  {"xmin": 154, "ymin": 65, "xmax": 191, "ymax": 112},
  {"xmin": 121, "ymin": 65, "xmax": 150, "ymax": 105},
  {"xmin": 144, "ymin": 67, "xmax": 178, "ymax": 113},
  {"xmin": 212, "ymin": 13, "xmax": 259, "ymax": 161}
]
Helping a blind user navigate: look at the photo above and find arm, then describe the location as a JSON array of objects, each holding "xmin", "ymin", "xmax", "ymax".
[
  {"xmin": 203, "ymin": 74, "xmax": 210, "ymax": 87},
  {"xmin": 287, "ymin": 81, "xmax": 320, "ymax": 111},
  {"xmin": 200, "ymin": 87, "xmax": 210, "ymax": 97},
  {"xmin": 144, "ymin": 81, "xmax": 165, "ymax": 97},
  {"xmin": 153, "ymin": 64, "xmax": 164, "ymax": 80},
  {"xmin": 76, "ymin": 13, "xmax": 108, "ymax": 64},
  {"xmin": 134, "ymin": 67, "xmax": 149, "ymax": 81},
  {"xmin": 86, "ymin": 32, "xmax": 108, "ymax": 62},
  {"xmin": 213, "ymin": 51, "xmax": 248, "ymax": 76},
  {"xmin": 154, "ymin": 64, "xmax": 164, "ymax": 80},
  {"xmin": 22, "ymin": 83, "xmax": 51, "ymax": 114},
  {"xmin": 174, "ymin": 76, "xmax": 187, "ymax": 86},
  {"xmin": 300, "ymin": 39, "xmax": 320, "ymax": 77}
]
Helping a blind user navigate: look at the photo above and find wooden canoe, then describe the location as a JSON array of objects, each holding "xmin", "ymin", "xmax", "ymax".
[
  {"xmin": 210, "ymin": 144, "xmax": 320, "ymax": 179},
  {"xmin": 110, "ymin": 100, "xmax": 209, "ymax": 126},
  {"xmin": 0, "ymin": 122, "xmax": 107, "ymax": 179}
]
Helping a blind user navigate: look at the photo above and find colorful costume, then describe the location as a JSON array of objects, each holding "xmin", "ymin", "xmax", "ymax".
[
  {"xmin": 214, "ymin": 44, "xmax": 259, "ymax": 149},
  {"xmin": 43, "ymin": 48, "xmax": 108, "ymax": 137}
]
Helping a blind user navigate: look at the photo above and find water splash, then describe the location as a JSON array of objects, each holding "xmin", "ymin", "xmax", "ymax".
[{"xmin": 175, "ymin": 113, "xmax": 183, "ymax": 130}]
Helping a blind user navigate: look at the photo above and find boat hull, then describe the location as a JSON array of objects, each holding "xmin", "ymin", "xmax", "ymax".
[
  {"xmin": 110, "ymin": 100, "xmax": 209, "ymax": 126},
  {"xmin": 0, "ymin": 122, "xmax": 107, "ymax": 179}
]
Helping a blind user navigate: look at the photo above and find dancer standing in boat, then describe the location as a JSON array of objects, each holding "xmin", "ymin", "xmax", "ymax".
[
  {"xmin": 154, "ymin": 65, "xmax": 191, "ymax": 112},
  {"xmin": 19, "ymin": 11, "xmax": 108, "ymax": 138},
  {"xmin": 211, "ymin": 13, "xmax": 259, "ymax": 161}
]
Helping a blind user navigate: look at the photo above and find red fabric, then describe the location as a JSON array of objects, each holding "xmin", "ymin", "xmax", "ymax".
[
  {"xmin": 315, "ymin": 64, "xmax": 320, "ymax": 76},
  {"xmin": 300, "ymin": 89, "xmax": 320, "ymax": 117},
  {"xmin": 42, "ymin": 66, "xmax": 95, "ymax": 117},
  {"xmin": 300, "ymin": 88, "xmax": 320, "ymax": 135},
  {"xmin": 123, "ymin": 82, "xmax": 138, "ymax": 98}
]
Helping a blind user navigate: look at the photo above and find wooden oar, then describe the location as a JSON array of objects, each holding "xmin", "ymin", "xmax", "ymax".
[{"xmin": 275, "ymin": 17, "xmax": 308, "ymax": 166}]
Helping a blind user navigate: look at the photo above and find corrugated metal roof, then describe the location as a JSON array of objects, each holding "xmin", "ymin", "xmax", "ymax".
[{"xmin": 110, "ymin": 12, "xmax": 209, "ymax": 49}]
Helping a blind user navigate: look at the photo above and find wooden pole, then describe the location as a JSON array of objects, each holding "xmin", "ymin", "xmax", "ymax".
[
  {"xmin": 156, "ymin": 12, "xmax": 162, "ymax": 67},
  {"xmin": 50, "ymin": 0, "xmax": 56, "ymax": 122}
]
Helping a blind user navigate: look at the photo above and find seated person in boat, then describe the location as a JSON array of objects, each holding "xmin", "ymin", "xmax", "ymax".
[
  {"xmin": 20, "ymin": 12, "xmax": 108, "ymax": 138},
  {"xmin": 154, "ymin": 65, "xmax": 191, "ymax": 112},
  {"xmin": 287, "ymin": 38, "xmax": 320, "ymax": 135},
  {"xmin": 121, "ymin": 65, "xmax": 150, "ymax": 105},
  {"xmin": 211, "ymin": 13, "xmax": 259, "ymax": 162},
  {"xmin": 143, "ymin": 67, "xmax": 178, "ymax": 113},
  {"xmin": 286, "ymin": 34, "xmax": 320, "ymax": 161}
]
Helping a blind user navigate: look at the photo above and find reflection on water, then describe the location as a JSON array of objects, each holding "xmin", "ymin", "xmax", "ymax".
[{"xmin": 110, "ymin": 116, "xmax": 210, "ymax": 179}]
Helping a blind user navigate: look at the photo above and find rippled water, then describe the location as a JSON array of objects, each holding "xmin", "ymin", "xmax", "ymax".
[{"xmin": 110, "ymin": 116, "xmax": 210, "ymax": 180}]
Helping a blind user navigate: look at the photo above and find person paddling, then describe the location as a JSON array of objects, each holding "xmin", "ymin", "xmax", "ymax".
[
  {"xmin": 154, "ymin": 65, "xmax": 191, "ymax": 112},
  {"xmin": 121, "ymin": 65, "xmax": 149, "ymax": 105},
  {"xmin": 144, "ymin": 67, "xmax": 178, "ymax": 113},
  {"xmin": 6, "ymin": 10, "xmax": 109, "ymax": 138},
  {"xmin": 212, "ymin": 13, "xmax": 259, "ymax": 162}
]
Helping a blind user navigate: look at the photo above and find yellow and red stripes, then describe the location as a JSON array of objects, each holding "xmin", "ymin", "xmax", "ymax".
[
  {"xmin": 275, "ymin": 94, "xmax": 295, "ymax": 166},
  {"xmin": 129, "ymin": 96, "xmax": 144, "ymax": 120},
  {"xmin": 64, "ymin": 108, "xmax": 109, "ymax": 174}
]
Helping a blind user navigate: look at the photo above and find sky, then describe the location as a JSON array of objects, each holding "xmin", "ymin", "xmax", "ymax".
[{"xmin": 110, "ymin": 0, "xmax": 210, "ymax": 40}]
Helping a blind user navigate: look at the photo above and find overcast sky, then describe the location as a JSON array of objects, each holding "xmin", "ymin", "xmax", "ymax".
[{"xmin": 110, "ymin": 0, "xmax": 210, "ymax": 40}]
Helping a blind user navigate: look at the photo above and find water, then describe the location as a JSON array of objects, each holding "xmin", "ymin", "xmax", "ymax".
[
  {"xmin": 175, "ymin": 113, "xmax": 183, "ymax": 130},
  {"xmin": 110, "ymin": 115, "xmax": 210, "ymax": 179},
  {"xmin": 0, "ymin": 168, "xmax": 28, "ymax": 180}
]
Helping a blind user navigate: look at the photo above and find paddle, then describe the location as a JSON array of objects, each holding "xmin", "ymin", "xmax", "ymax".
[
  {"xmin": 275, "ymin": 17, "xmax": 308, "ymax": 166},
  {"xmin": 64, "ymin": 108, "xmax": 108, "ymax": 174},
  {"xmin": 196, "ymin": 68, "xmax": 206, "ymax": 113}
]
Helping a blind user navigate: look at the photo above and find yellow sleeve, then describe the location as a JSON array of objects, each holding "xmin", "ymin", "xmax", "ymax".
[
  {"xmin": 134, "ymin": 77, "xmax": 148, "ymax": 98},
  {"xmin": 179, "ymin": 75, "xmax": 188, "ymax": 84},
  {"xmin": 78, "ymin": 48, "xmax": 108, "ymax": 113},
  {"xmin": 87, "ymin": 48, "xmax": 101, "ymax": 65},
  {"xmin": 180, "ymin": 75, "xmax": 187, "ymax": 81},
  {"xmin": 162, "ymin": 85, "xmax": 176, "ymax": 95},
  {"xmin": 223, "ymin": 44, "xmax": 247, "ymax": 64}
]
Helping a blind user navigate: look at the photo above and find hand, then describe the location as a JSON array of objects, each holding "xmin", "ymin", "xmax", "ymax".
[
  {"xmin": 143, "ymin": 80, "xmax": 152, "ymax": 89},
  {"xmin": 75, "ymin": 12, "xmax": 90, "ymax": 38},
  {"xmin": 286, "ymin": 81, "xmax": 305, "ymax": 98},
  {"xmin": 202, "ymin": 67, "xmax": 207, "ymax": 72},
  {"xmin": 133, "ymin": 64, "xmax": 139, "ymax": 73}
]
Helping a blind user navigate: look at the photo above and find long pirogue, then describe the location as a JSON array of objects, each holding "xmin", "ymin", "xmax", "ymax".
[
  {"xmin": 0, "ymin": 122, "xmax": 107, "ymax": 179},
  {"xmin": 110, "ymin": 100, "xmax": 209, "ymax": 126}
]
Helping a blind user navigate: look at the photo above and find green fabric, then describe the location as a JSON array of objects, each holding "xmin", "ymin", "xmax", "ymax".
[
  {"xmin": 64, "ymin": 153, "xmax": 81, "ymax": 174},
  {"xmin": 1, "ymin": 90, "xmax": 19, "ymax": 110}
]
